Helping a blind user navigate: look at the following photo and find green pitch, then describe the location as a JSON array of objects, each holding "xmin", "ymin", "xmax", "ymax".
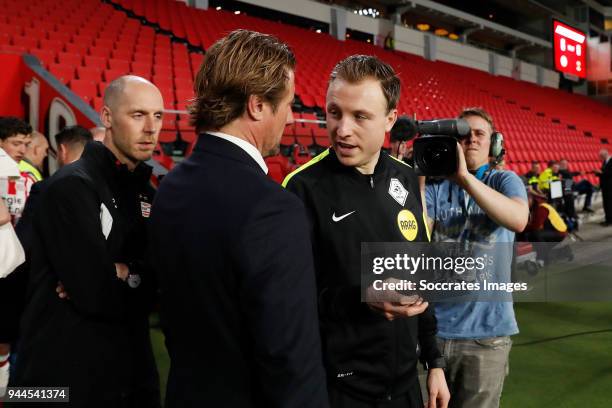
[
  {"xmin": 150, "ymin": 301, "xmax": 612, "ymax": 407},
  {"xmin": 502, "ymin": 302, "xmax": 612, "ymax": 408}
]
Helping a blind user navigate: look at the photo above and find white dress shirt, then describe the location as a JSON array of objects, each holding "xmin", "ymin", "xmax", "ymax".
[{"xmin": 208, "ymin": 131, "xmax": 268, "ymax": 174}]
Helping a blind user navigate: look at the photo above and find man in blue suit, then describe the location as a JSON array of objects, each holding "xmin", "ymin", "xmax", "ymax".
[{"xmin": 149, "ymin": 30, "xmax": 328, "ymax": 408}]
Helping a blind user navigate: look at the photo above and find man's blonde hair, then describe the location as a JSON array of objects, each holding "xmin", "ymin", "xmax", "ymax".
[{"xmin": 189, "ymin": 30, "xmax": 296, "ymax": 133}]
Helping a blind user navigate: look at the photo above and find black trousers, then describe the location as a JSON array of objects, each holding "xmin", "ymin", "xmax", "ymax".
[
  {"xmin": 329, "ymin": 384, "xmax": 423, "ymax": 408},
  {"xmin": 0, "ymin": 264, "xmax": 29, "ymax": 343},
  {"xmin": 602, "ymin": 185, "xmax": 612, "ymax": 223}
]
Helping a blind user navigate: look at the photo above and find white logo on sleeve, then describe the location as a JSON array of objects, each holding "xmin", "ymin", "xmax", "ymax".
[
  {"xmin": 100, "ymin": 203, "xmax": 113, "ymax": 240},
  {"xmin": 332, "ymin": 211, "xmax": 356, "ymax": 222},
  {"xmin": 389, "ymin": 178, "xmax": 409, "ymax": 206}
]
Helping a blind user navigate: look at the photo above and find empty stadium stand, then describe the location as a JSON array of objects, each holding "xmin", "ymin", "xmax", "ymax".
[
  {"xmin": 0, "ymin": 0, "xmax": 609, "ymax": 185},
  {"xmin": 112, "ymin": 0, "xmax": 611, "ymax": 185}
]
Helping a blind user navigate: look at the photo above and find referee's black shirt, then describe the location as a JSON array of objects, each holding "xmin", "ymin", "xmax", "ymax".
[{"xmin": 284, "ymin": 148, "xmax": 442, "ymax": 402}]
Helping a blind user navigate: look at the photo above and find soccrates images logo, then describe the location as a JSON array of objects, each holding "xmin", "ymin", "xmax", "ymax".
[{"xmin": 553, "ymin": 20, "xmax": 587, "ymax": 79}]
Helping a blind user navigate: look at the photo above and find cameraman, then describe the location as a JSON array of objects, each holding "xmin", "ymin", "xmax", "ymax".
[{"xmin": 425, "ymin": 108, "xmax": 528, "ymax": 408}]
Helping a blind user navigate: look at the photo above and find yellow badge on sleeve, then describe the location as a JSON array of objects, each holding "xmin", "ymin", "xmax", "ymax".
[{"xmin": 397, "ymin": 209, "xmax": 418, "ymax": 241}]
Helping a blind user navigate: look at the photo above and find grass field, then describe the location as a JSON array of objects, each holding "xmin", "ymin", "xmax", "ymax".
[
  {"xmin": 502, "ymin": 302, "xmax": 612, "ymax": 407},
  {"xmin": 150, "ymin": 302, "xmax": 612, "ymax": 407}
]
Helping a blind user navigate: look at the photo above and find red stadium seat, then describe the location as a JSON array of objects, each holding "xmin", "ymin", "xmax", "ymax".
[
  {"xmin": 65, "ymin": 43, "xmax": 88, "ymax": 55},
  {"xmin": 49, "ymin": 64, "xmax": 75, "ymax": 84},
  {"xmin": 152, "ymin": 76, "xmax": 173, "ymax": 90},
  {"xmin": 104, "ymin": 68, "xmax": 128, "ymax": 82},
  {"xmin": 70, "ymin": 79, "xmax": 98, "ymax": 102},
  {"xmin": 88, "ymin": 46, "xmax": 111, "ymax": 58},
  {"xmin": 158, "ymin": 130, "xmax": 178, "ymax": 143},
  {"xmin": 131, "ymin": 62, "xmax": 152, "ymax": 74},
  {"xmin": 112, "ymin": 48, "xmax": 132, "ymax": 61},
  {"xmin": 98, "ymin": 82, "xmax": 108, "ymax": 97},
  {"xmin": 133, "ymin": 51, "xmax": 153, "ymax": 62},
  {"xmin": 95, "ymin": 38, "xmax": 114, "ymax": 49},
  {"xmin": 108, "ymin": 59, "xmax": 130, "ymax": 71},
  {"xmin": 30, "ymin": 49, "xmax": 56, "ymax": 68},
  {"xmin": 154, "ymin": 65, "xmax": 172, "ymax": 77},
  {"xmin": 84, "ymin": 55, "xmax": 107, "ymax": 69},
  {"xmin": 72, "ymin": 34, "xmax": 95, "ymax": 45},
  {"xmin": 91, "ymin": 97, "xmax": 104, "ymax": 112},
  {"xmin": 57, "ymin": 52, "xmax": 82, "ymax": 66},
  {"xmin": 2, "ymin": 0, "xmax": 607, "ymax": 172},
  {"xmin": 48, "ymin": 32, "xmax": 71, "ymax": 44},
  {"xmin": 266, "ymin": 161, "xmax": 286, "ymax": 183},
  {"xmin": 77, "ymin": 66, "xmax": 102, "ymax": 82},
  {"xmin": 39, "ymin": 39, "xmax": 64, "ymax": 52},
  {"xmin": 174, "ymin": 77, "xmax": 193, "ymax": 91},
  {"xmin": 12, "ymin": 35, "xmax": 38, "ymax": 49},
  {"xmin": 180, "ymin": 130, "xmax": 197, "ymax": 143},
  {"xmin": 0, "ymin": 33, "xmax": 10, "ymax": 46}
]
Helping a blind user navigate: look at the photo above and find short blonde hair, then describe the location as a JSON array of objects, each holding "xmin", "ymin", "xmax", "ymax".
[
  {"xmin": 459, "ymin": 107, "xmax": 495, "ymax": 133},
  {"xmin": 329, "ymin": 55, "xmax": 400, "ymax": 113}
]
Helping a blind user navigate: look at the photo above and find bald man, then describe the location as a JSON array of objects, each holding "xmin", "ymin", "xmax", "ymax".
[
  {"xmin": 10, "ymin": 76, "xmax": 162, "ymax": 408},
  {"xmin": 18, "ymin": 131, "xmax": 48, "ymax": 182}
]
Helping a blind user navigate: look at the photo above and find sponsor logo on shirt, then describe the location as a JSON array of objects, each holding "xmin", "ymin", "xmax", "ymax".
[
  {"xmin": 140, "ymin": 201, "xmax": 151, "ymax": 218},
  {"xmin": 397, "ymin": 209, "xmax": 418, "ymax": 241}
]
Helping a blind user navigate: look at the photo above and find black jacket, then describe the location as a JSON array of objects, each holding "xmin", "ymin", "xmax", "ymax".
[
  {"xmin": 600, "ymin": 158, "xmax": 612, "ymax": 189},
  {"xmin": 148, "ymin": 134, "xmax": 328, "ymax": 408},
  {"xmin": 284, "ymin": 149, "xmax": 442, "ymax": 402},
  {"xmin": 11, "ymin": 142, "xmax": 159, "ymax": 408}
]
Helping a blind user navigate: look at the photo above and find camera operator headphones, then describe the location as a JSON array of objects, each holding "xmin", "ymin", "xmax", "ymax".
[{"xmin": 489, "ymin": 129, "xmax": 505, "ymax": 164}]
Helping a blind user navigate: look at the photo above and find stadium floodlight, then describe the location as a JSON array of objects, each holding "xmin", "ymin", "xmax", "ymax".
[
  {"xmin": 553, "ymin": 19, "xmax": 587, "ymax": 79},
  {"xmin": 357, "ymin": 8, "xmax": 379, "ymax": 18}
]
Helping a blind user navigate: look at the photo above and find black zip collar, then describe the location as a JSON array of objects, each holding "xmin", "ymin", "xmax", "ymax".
[
  {"xmin": 328, "ymin": 148, "xmax": 388, "ymax": 186},
  {"xmin": 81, "ymin": 141, "xmax": 152, "ymax": 186}
]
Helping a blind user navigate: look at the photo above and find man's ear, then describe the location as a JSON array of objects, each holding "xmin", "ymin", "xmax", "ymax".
[
  {"xmin": 385, "ymin": 108, "xmax": 398, "ymax": 133},
  {"xmin": 100, "ymin": 106, "xmax": 112, "ymax": 128},
  {"xmin": 59, "ymin": 144, "xmax": 67, "ymax": 163},
  {"xmin": 246, "ymin": 94, "xmax": 265, "ymax": 121}
]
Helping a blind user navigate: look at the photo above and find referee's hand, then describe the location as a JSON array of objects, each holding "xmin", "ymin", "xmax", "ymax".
[{"xmin": 366, "ymin": 279, "xmax": 428, "ymax": 320}]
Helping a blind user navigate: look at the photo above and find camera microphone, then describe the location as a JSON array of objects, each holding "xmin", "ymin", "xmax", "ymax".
[
  {"xmin": 391, "ymin": 117, "xmax": 470, "ymax": 142},
  {"xmin": 415, "ymin": 119, "xmax": 470, "ymax": 139}
]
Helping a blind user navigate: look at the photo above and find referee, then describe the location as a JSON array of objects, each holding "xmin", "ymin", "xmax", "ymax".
[{"xmin": 283, "ymin": 55, "xmax": 449, "ymax": 408}]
